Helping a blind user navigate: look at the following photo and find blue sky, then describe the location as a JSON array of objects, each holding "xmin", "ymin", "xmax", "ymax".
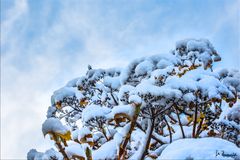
[{"xmin": 1, "ymin": 0, "xmax": 239, "ymax": 158}]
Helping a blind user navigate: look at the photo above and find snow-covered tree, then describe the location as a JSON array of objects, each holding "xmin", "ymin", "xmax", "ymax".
[{"xmin": 28, "ymin": 39, "xmax": 240, "ymax": 160}]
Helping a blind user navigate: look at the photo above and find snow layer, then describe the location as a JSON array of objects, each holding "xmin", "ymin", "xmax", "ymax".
[
  {"xmin": 71, "ymin": 127, "xmax": 92, "ymax": 141},
  {"xmin": 227, "ymin": 103, "xmax": 240, "ymax": 121},
  {"xmin": 135, "ymin": 60, "xmax": 154, "ymax": 76},
  {"xmin": 65, "ymin": 142, "xmax": 86, "ymax": 159},
  {"xmin": 27, "ymin": 148, "xmax": 63, "ymax": 160},
  {"xmin": 103, "ymin": 76, "xmax": 121, "ymax": 90},
  {"xmin": 42, "ymin": 117, "xmax": 69, "ymax": 135},
  {"xmin": 78, "ymin": 127, "xmax": 91, "ymax": 139},
  {"xmin": 136, "ymin": 80, "xmax": 182, "ymax": 98},
  {"xmin": 51, "ymin": 87, "xmax": 84, "ymax": 104},
  {"xmin": 174, "ymin": 39, "xmax": 220, "ymax": 69},
  {"xmin": 109, "ymin": 105, "xmax": 135, "ymax": 119},
  {"xmin": 82, "ymin": 105, "xmax": 111, "ymax": 123},
  {"xmin": 92, "ymin": 140, "xmax": 117, "ymax": 159},
  {"xmin": 118, "ymin": 85, "xmax": 135, "ymax": 100},
  {"xmin": 159, "ymin": 138, "xmax": 240, "ymax": 159},
  {"xmin": 129, "ymin": 95, "xmax": 142, "ymax": 104},
  {"xmin": 156, "ymin": 59, "xmax": 173, "ymax": 69}
]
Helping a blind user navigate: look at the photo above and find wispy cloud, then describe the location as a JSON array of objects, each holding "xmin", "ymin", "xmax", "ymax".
[{"xmin": 1, "ymin": 0, "xmax": 239, "ymax": 158}]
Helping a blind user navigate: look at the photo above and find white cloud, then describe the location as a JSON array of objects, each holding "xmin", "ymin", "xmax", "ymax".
[{"xmin": 1, "ymin": 1, "xmax": 128, "ymax": 158}]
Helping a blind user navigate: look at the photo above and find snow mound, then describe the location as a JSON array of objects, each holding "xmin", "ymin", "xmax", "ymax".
[
  {"xmin": 92, "ymin": 140, "xmax": 117, "ymax": 159},
  {"xmin": 78, "ymin": 127, "xmax": 91, "ymax": 140},
  {"xmin": 174, "ymin": 39, "xmax": 220, "ymax": 69},
  {"xmin": 27, "ymin": 148, "xmax": 63, "ymax": 160},
  {"xmin": 135, "ymin": 60, "xmax": 154, "ymax": 76},
  {"xmin": 82, "ymin": 105, "xmax": 111, "ymax": 123},
  {"xmin": 109, "ymin": 105, "xmax": 135, "ymax": 119},
  {"xmin": 103, "ymin": 76, "xmax": 121, "ymax": 90},
  {"xmin": 42, "ymin": 117, "xmax": 69, "ymax": 135},
  {"xmin": 158, "ymin": 137, "xmax": 240, "ymax": 160},
  {"xmin": 65, "ymin": 142, "xmax": 86, "ymax": 159},
  {"xmin": 129, "ymin": 95, "xmax": 142, "ymax": 104},
  {"xmin": 51, "ymin": 87, "xmax": 84, "ymax": 104}
]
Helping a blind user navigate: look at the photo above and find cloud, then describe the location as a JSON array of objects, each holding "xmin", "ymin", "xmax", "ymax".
[
  {"xmin": 1, "ymin": 1, "xmax": 129, "ymax": 158},
  {"xmin": 1, "ymin": 0, "xmax": 239, "ymax": 158}
]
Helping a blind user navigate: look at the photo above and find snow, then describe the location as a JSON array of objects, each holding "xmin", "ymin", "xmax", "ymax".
[
  {"xmin": 217, "ymin": 68, "xmax": 229, "ymax": 78},
  {"xmin": 109, "ymin": 105, "xmax": 135, "ymax": 119},
  {"xmin": 227, "ymin": 103, "xmax": 240, "ymax": 121},
  {"xmin": 174, "ymin": 39, "xmax": 220, "ymax": 69},
  {"xmin": 82, "ymin": 105, "xmax": 111, "ymax": 123},
  {"xmin": 71, "ymin": 129, "xmax": 79, "ymax": 141},
  {"xmin": 158, "ymin": 138, "xmax": 240, "ymax": 160},
  {"xmin": 85, "ymin": 67, "xmax": 121, "ymax": 83},
  {"xmin": 223, "ymin": 70, "xmax": 240, "ymax": 91},
  {"xmin": 198, "ymin": 75, "xmax": 234, "ymax": 99},
  {"xmin": 131, "ymin": 119, "xmax": 153, "ymax": 159},
  {"xmin": 65, "ymin": 77, "xmax": 80, "ymax": 87},
  {"xmin": 171, "ymin": 126, "xmax": 193, "ymax": 140},
  {"xmin": 31, "ymin": 152, "xmax": 44, "ymax": 160},
  {"xmin": 156, "ymin": 59, "xmax": 173, "ymax": 69},
  {"xmin": 27, "ymin": 148, "xmax": 63, "ymax": 160},
  {"xmin": 214, "ymin": 102, "xmax": 240, "ymax": 132},
  {"xmin": 129, "ymin": 130, "xmax": 145, "ymax": 156},
  {"xmin": 103, "ymin": 76, "xmax": 121, "ymax": 90},
  {"xmin": 149, "ymin": 144, "xmax": 168, "ymax": 158},
  {"xmin": 72, "ymin": 127, "xmax": 92, "ymax": 141},
  {"xmin": 165, "ymin": 76, "xmax": 198, "ymax": 91},
  {"xmin": 51, "ymin": 87, "xmax": 84, "ymax": 104},
  {"xmin": 27, "ymin": 149, "xmax": 40, "ymax": 160},
  {"xmin": 86, "ymin": 68, "xmax": 105, "ymax": 81},
  {"xmin": 151, "ymin": 66, "xmax": 175, "ymax": 79},
  {"xmin": 216, "ymin": 119, "xmax": 240, "ymax": 130},
  {"xmin": 92, "ymin": 123, "xmax": 133, "ymax": 159},
  {"xmin": 78, "ymin": 127, "xmax": 91, "ymax": 139},
  {"xmin": 42, "ymin": 117, "xmax": 69, "ymax": 136},
  {"xmin": 118, "ymin": 85, "xmax": 135, "ymax": 99},
  {"xmin": 176, "ymin": 39, "xmax": 214, "ymax": 53},
  {"xmin": 76, "ymin": 76, "xmax": 87, "ymax": 87},
  {"xmin": 30, "ymin": 39, "xmax": 240, "ymax": 160},
  {"xmin": 46, "ymin": 106, "xmax": 57, "ymax": 118},
  {"xmin": 135, "ymin": 60, "xmax": 154, "ymax": 76},
  {"xmin": 65, "ymin": 142, "xmax": 86, "ymax": 159},
  {"xmin": 105, "ymin": 67, "xmax": 122, "ymax": 76},
  {"xmin": 183, "ymin": 92, "xmax": 196, "ymax": 102},
  {"xmin": 152, "ymin": 132, "xmax": 169, "ymax": 144},
  {"xmin": 42, "ymin": 149, "xmax": 63, "ymax": 160},
  {"xmin": 92, "ymin": 140, "xmax": 117, "ymax": 159},
  {"xmin": 129, "ymin": 95, "xmax": 142, "ymax": 104},
  {"xmin": 119, "ymin": 54, "xmax": 178, "ymax": 85},
  {"xmin": 165, "ymin": 69, "xmax": 235, "ymax": 100},
  {"xmin": 136, "ymin": 79, "xmax": 182, "ymax": 98}
]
